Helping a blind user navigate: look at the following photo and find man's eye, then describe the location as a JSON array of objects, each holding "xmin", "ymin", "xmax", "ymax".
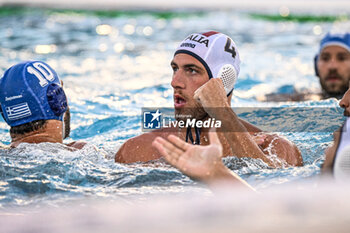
[
  {"xmin": 337, "ymin": 54, "xmax": 349, "ymax": 62},
  {"xmin": 320, "ymin": 55, "xmax": 330, "ymax": 62},
  {"xmin": 172, "ymin": 66, "xmax": 178, "ymax": 72},
  {"xmin": 188, "ymin": 68, "xmax": 198, "ymax": 74}
]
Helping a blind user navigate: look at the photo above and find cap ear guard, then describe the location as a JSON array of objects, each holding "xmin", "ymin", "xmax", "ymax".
[
  {"xmin": 217, "ymin": 64, "xmax": 237, "ymax": 96},
  {"xmin": 46, "ymin": 83, "xmax": 68, "ymax": 117},
  {"xmin": 314, "ymin": 55, "xmax": 319, "ymax": 77}
]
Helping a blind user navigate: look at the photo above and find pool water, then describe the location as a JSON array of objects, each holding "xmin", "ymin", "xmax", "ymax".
[{"xmin": 0, "ymin": 8, "xmax": 348, "ymax": 209}]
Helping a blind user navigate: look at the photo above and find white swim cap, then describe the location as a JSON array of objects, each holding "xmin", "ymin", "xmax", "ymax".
[{"xmin": 174, "ymin": 31, "xmax": 241, "ymax": 95}]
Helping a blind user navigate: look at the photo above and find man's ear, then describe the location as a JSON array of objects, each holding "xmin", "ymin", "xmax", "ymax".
[{"xmin": 314, "ymin": 55, "xmax": 319, "ymax": 77}]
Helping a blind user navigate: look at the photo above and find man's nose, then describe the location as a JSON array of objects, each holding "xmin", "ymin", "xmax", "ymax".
[
  {"xmin": 327, "ymin": 57, "xmax": 340, "ymax": 70},
  {"xmin": 339, "ymin": 92, "xmax": 350, "ymax": 117},
  {"xmin": 339, "ymin": 98, "xmax": 349, "ymax": 109},
  {"xmin": 171, "ymin": 70, "xmax": 185, "ymax": 89}
]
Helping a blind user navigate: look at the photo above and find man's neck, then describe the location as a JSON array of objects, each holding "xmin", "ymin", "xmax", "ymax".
[
  {"xmin": 10, "ymin": 120, "xmax": 63, "ymax": 147},
  {"xmin": 11, "ymin": 133, "xmax": 60, "ymax": 147}
]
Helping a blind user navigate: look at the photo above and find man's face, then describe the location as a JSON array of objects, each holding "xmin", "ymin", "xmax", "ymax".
[
  {"xmin": 317, "ymin": 45, "xmax": 350, "ymax": 97},
  {"xmin": 170, "ymin": 53, "xmax": 209, "ymax": 120}
]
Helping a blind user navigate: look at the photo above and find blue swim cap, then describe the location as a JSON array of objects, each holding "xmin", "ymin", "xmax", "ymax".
[
  {"xmin": 314, "ymin": 32, "xmax": 350, "ymax": 76},
  {"xmin": 319, "ymin": 32, "xmax": 350, "ymax": 53},
  {"xmin": 0, "ymin": 61, "xmax": 67, "ymax": 127}
]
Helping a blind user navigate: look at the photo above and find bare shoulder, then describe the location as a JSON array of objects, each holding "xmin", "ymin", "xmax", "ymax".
[
  {"xmin": 115, "ymin": 129, "xmax": 178, "ymax": 163},
  {"xmin": 259, "ymin": 133, "xmax": 303, "ymax": 166},
  {"xmin": 238, "ymin": 118, "xmax": 302, "ymax": 166}
]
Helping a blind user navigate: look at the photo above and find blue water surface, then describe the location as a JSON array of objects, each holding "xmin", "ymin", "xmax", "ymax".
[{"xmin": 0, "ymin": 8, "xmax": 348, "ymax": 209}]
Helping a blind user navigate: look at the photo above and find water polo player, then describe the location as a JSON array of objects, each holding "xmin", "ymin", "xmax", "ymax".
[
  {"xmin": 116, "ymin": 31, "xmax": 303, "ymax": 167},
  {"xmin": 263, "ymin": 32, "xmax": 350, "ymax": 102},
  {"xmin": 0, "ymin": 61, "xmax": 85, "ymax": 149}
]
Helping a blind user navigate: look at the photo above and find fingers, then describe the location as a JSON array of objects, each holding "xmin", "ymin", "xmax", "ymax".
[
  {"xmin": 152, "ymin": 137, "xmax": 183, "ymax": 163},
  {"xmin": 213, "ymin": 78, "xmax": 224, "ymax": 88},
  {"xmin": 158, "ymin": 137, "xmax": 184, "ymax": 155},
  {"xmin": 194, "ymin": 82, "xmax": 207, "ymax": 104},
  {"xmin": 152, "ymin": 139, "xmax": 168, "ymax": 157},
  {"xmin": 193, "ymin": 89, "xmax": 202, "ymax": 104},
  {"xmin": 167, "ymin": 135, "xmax": 190, "ymax": 151},
  {"xmin": 152, "ymin": 139, "xmax": 176, "ymax": 164}
]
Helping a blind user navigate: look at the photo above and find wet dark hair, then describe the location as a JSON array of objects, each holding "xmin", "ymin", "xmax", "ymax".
[
  {"xmin": 10, "ymin": 120, "xmax": 47, "ymax": 136},
  {"xmin": 9, "ymin": 108, "xmax": 70, "ymax": 138}
]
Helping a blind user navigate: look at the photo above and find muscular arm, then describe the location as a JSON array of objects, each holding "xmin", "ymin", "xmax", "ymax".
[
  {"xmin": 220, "ymin": 110, "xmax": 302, "ymax": 167},
  {"xmin": 194, "ymin": 78, "xmax": 303, "ymax": 168},
  {"xmin": 259, "ymin": 133, "xmax": 303, "ymax": 166},
  {"xmin": 239, "ymin": 118, "xmax": 303, "ymax": 166}
]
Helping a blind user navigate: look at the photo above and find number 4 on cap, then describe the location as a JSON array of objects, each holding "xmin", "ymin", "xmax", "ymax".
[{"xmin": 224, "ymin": 38, "xmax": 236, "ymax": 58}]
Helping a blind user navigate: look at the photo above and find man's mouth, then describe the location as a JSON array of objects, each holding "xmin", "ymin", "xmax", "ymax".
[
  {"xmin": 174, "ymin": 94, "xmax": 186, "ymax": 108},
  {"xmin": 326, "ymin": 74, "xmax": 342, "ymax": 82}
]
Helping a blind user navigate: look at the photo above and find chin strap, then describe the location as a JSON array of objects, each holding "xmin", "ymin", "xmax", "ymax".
[{"xmin": 185, "ymin": 125, "xmax": 201, "ymax": 145}]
